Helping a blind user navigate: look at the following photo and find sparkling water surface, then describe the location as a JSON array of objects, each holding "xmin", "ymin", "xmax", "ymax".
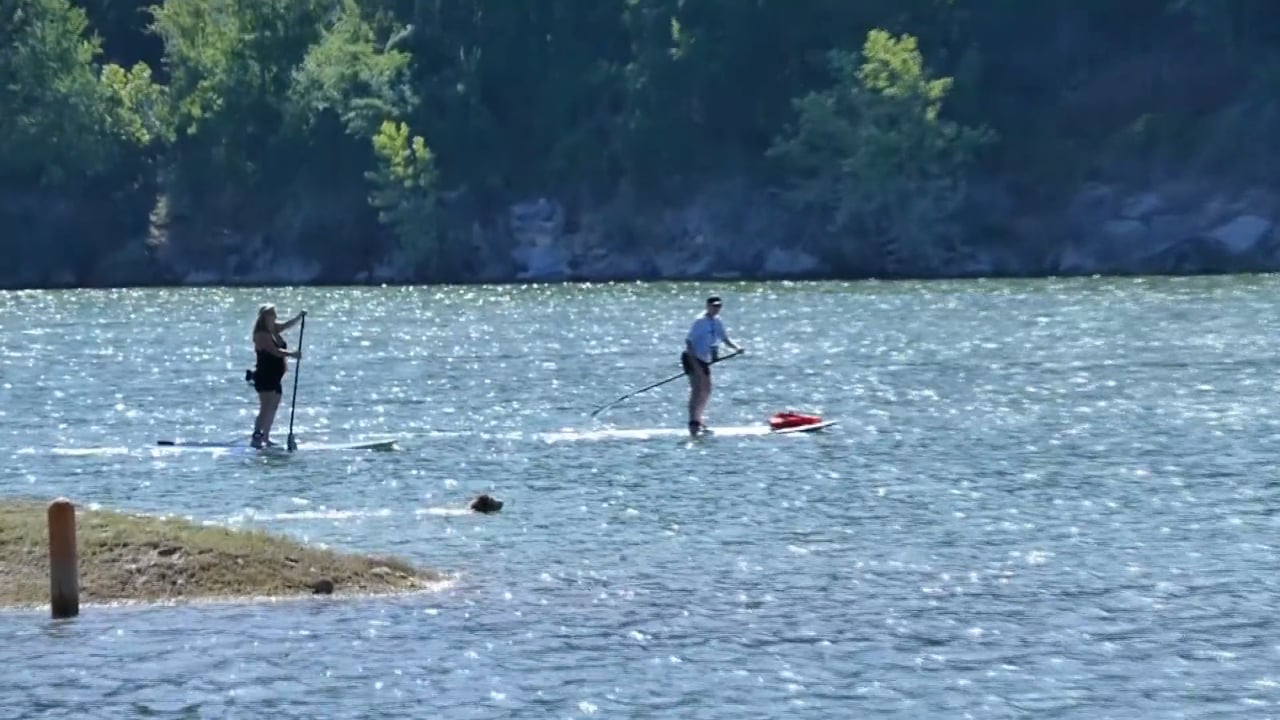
[{"xmin": 2, "ymin": 278, "xmax": 1279, "ymax": 718}]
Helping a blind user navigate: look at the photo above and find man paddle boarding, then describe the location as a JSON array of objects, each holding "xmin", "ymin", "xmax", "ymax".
[
  {"xmin": 682, "ymin": 295, "xmax": 742, "ymax": 436},
  {"xmin": 249, "ymin": 304, "xmax": 304, "ymax": 448}
]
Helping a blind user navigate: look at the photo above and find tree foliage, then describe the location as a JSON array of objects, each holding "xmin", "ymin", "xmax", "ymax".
[
  {"xmin": 367, "ymin": 120, "xmax": 439, "ymax": 271},
  {"xmin": 288, "ymin": 0, "xmax": 415, "ymax": 140},
  {"xmin": 0, "ymin": 0, "xmax": 122, "ymax": 185},
  {"xmin": 150, "ymin": 0, "xmax": 337, "ymax": 194},
  {"xmin": 770, "ymin": 30, "xmax": 992, "ymax": 273},
  {"xmin": 0, "ymin": 0, "xmax": 167, "ymax": 283},
  {"xmin": 2, "ymin": 0, "xmax": 1278, "ymax": 281}
]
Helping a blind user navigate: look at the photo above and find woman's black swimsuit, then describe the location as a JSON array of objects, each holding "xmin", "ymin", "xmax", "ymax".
[{"xmin": 253, "ymin": 336, "xmax": 287, "ymax": 394}]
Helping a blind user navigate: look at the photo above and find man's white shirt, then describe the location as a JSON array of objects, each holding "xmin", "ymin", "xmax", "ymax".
[{"xmin": 686, "ymin": 314, "xmax": 728, "ymax": 364}]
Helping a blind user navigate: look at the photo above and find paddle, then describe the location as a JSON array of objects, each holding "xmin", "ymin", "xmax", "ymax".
[
  {"xmin": 285, "ymin": 313, "xmax": 306, "ymax": 452},
  {"xmin": 590, "ymin": 349, "xmax": 743, "ymax": 418}
]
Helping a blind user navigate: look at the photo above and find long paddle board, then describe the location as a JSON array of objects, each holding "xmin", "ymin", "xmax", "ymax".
[
  {"xmin": 540, "ymin": 420, "xmax": 837, "ymax": 443},
  {"xmin": 154, "ymin": 438, "xmax": 398, "ymax": 453}
]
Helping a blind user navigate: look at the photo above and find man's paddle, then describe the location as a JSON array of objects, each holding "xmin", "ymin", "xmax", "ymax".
[
  {"xmin": 285, "ymin": 313, "xmax": 306, "ymax": 452},
  {"xmin": 591, "ymin": 349, "xmax": 743, "ymax": 418}
]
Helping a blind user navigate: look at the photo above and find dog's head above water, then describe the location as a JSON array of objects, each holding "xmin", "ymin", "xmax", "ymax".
[{"xmin": 469, "ymin": 494, "xmax": 503, "ymax": 513}]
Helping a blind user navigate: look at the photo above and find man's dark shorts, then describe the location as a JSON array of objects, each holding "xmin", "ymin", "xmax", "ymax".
[{"xmin": 681, "ymin": 351, "xmax": 711, "ymax": 376}]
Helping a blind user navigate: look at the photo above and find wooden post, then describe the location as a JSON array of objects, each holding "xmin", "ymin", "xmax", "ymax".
[{"xmin": 47, "ymin": 498, "xmax": 79, "ymax": 619}]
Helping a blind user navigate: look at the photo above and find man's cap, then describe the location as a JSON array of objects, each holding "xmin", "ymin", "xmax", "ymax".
[{"xmin": 706, "ymin": 296, "xmax": 722, "ymax": 306}]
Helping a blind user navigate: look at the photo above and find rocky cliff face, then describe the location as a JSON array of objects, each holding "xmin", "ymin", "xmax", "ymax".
[
  {"xmin": 496, "ymin": 178, "xmax": 1280, "ymax": 283},
  {"xmin": 1053, "ymin": 183, "xmax": 1279, "ymax": 275},
  {"xmin": 4, "ymin": 177, "xmax": 1279, "ymax": 289}
]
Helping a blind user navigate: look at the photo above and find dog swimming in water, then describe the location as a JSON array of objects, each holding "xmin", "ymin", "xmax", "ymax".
[{"xmin": 469, "ymin": 494, "xmax": 503, "ymax": 513}]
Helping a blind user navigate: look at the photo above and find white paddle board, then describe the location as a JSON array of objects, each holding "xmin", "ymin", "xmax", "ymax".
[
  {"xmin": 541, "ymin": 420, "xmax": 837, "ymax": 443},
  {"xmin": 154, "ymin": 438, "xmax": 398, "ymax": 453}
]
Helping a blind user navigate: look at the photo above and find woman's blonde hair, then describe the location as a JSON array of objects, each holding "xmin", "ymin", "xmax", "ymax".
[{"xmin": 253, "ymin": 304, "xmax": 275, "ymax": 336}]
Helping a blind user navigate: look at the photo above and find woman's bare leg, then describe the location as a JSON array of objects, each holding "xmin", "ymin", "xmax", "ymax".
[
  {"xmin": 259, "ymin": 391, "xmax": 283, "ymax": 444},
  {"xmin": 253, "ymin": 393, "xmax": 269, "ymax": 447}
]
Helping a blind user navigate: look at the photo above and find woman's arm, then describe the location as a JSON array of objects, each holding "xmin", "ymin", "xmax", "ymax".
[{"xmin": 274, "ymin": 310, "xmax": 306, "ymax": 332}]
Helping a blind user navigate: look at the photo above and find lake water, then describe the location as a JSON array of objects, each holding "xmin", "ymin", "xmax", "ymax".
[{"xmin": 1, "ymin": 278, "xmax": 1279, "ymax": 718}]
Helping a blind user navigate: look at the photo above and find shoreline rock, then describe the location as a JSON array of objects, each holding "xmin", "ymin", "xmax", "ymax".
[{"xmin": 5, "ymin": 177, "xmax": 1280, "ymax": 289}]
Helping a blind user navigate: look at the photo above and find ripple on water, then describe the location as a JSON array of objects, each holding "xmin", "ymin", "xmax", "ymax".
[{"xmin": 2, "ymin": 278, "xmax": 1280, "ymax": 717}]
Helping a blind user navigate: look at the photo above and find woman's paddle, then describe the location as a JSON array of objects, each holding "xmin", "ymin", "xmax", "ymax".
[
  {"xmin": 285, "ymin": 313, "xmax": 306, "ymax": 452},
  {"xmin": 590, "ymin": 349, "xmax": 743, "ymax": 418}
]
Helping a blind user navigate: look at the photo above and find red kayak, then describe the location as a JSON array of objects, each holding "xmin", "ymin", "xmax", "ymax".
[{"xmin": 768, "ymin": 411, "xmax": 823, "ymax": 431}]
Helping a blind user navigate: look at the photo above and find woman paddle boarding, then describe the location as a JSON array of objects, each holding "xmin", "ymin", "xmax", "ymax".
[
  {"xmin": 248, "ymin": 304, "xmax": 304, "ymax": 448},
  {"xmin": 682, "ymin": 295, "xmax": 742, "ymax": 436}
]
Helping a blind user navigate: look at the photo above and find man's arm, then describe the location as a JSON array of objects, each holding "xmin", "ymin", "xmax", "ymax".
[{"xmin": 718, "ymin": 319, "xmax": 741, "ymax": 353}]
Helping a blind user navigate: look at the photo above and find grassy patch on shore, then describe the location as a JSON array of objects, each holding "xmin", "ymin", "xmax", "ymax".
[{"xmin": 0, "ymin": 500, "xmax": 443, "ymax": 607}]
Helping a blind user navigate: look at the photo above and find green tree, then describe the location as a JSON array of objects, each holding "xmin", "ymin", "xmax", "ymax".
[
  {"xmin": 770, "ymin": 29, "xmax": 991, "ymax": 275},
  {"xmin": 617, "ymin": 0, "xmax": 946, "ymax": 195},
  {"xmin": 7, "ymin": 0, "xmax": 1279, "ymax": 286},
  {"xmin": 287, "ymin": 0, "xmax": 415, "ymax": 140},
  {"xmin": 0, "ymin": 0, "xmax": 168, "ymax": 283},
  {"xmin": 0, "ymin": 0, "xmax": 115, "ymax": 185},
  {"xmin": 100, "ymin": 62, "xmax": 172, "ymax": 151},
  {"xmin": 366, "ymin": 120, "xmax": 440, "ymax": 273},
  {"xmin": 274, "ymin": 0, "xmax": 419, "ymax": 265},
  {"xmin": 388, "ymin": 0, "xmax": 631, "ymax": 203},
  {"xmin": 151, "ymin": 0, "xmax": 336, "ymax": 207},
  {"xmin": 77, "ymin": 0, "xmax": 164, "ymax": 69}
]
